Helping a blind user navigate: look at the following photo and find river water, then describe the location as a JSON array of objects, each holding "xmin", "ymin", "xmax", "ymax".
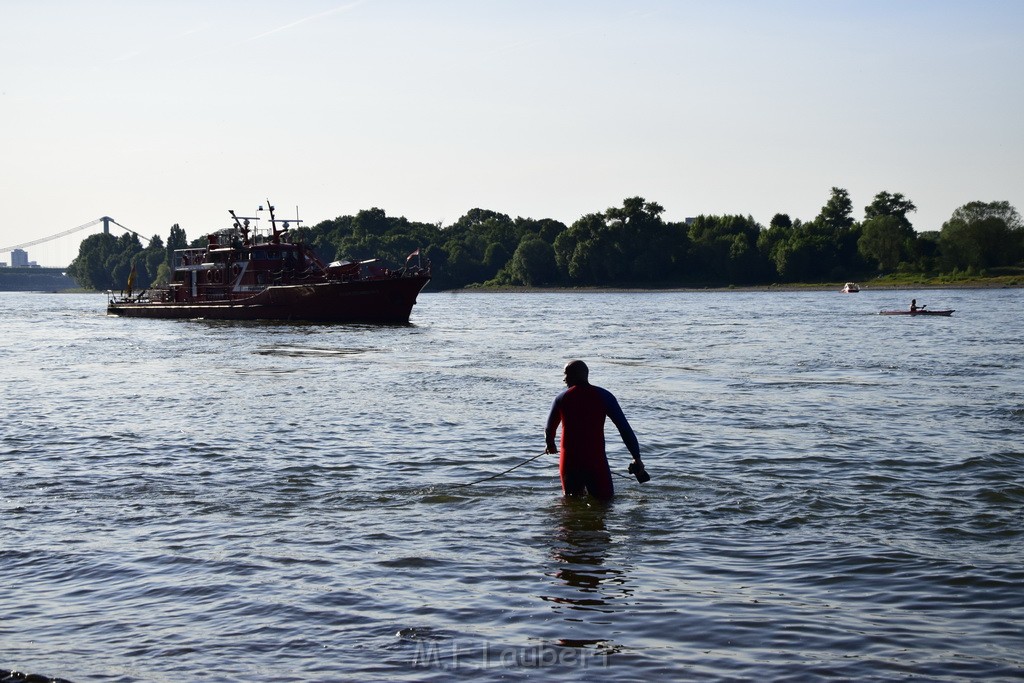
[{"xmin": 1, "ymin": 288, "xmax": 1021, "ymax": 682}]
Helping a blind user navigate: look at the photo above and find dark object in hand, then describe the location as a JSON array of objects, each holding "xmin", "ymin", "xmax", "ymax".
[{"xmin": 628, "ymin": 461, "xmax": 651, "ymax": 483}]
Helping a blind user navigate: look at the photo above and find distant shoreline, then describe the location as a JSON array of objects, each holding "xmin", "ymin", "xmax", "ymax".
[
  {"xmin": 7, "ymin": 278, "xmax": 1020, "ymax": 295},
  {"xmin": 448, "ymin": 280, "xmax": 1023, "ymax": 294}
]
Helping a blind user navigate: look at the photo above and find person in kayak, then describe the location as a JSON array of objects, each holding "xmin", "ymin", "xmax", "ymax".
[
  {"xmin": 545, "ymin": 360, "xmax": 645, "ymax": 500},
  {"xmin": 910, "ymin": 299, "xmax": 926, "ymax": 312}
]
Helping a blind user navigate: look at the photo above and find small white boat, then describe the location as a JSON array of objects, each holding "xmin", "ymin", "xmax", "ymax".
[{"xmin": 841, "ymin": 282, "xmax": 860, "ymax": 293}]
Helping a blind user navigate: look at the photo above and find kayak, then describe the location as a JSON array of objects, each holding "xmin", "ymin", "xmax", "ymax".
[{"xmin": 879, "ymin": 309, "xmax": 955, "ymax": 316}]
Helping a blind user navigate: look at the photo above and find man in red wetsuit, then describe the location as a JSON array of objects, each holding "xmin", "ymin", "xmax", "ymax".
[{"xmin": 545, "ymin": 360, "xmax": 644, "ymax": 500}]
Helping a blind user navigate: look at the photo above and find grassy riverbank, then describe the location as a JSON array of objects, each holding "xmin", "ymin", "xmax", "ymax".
[{"xmin": 453, "ymin": 272, "xmax": 1024, "ymax": 293}]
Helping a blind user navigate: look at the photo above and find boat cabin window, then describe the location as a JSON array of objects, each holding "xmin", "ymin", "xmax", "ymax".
[{"xmin": 250, "ymin": 248, "xmax": 301, "ymax": 261}]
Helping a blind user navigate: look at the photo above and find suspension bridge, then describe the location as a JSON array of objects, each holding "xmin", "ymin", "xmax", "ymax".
[{"xmin": 0, "ymin": 217, "xmax": 151, "ymax": 268}]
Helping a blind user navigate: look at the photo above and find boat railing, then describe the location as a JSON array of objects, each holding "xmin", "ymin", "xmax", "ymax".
[
  {"xmin": 107, "ymin": 289, "xmax": 153, "ymax": 305},
  {"xmin": 173, "ymin": 248, "xmax": 209, "ymax": 270}
]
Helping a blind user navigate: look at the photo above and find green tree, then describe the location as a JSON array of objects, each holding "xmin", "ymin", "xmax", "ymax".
[
  {"xmin": 110, "ymin": 233, "xmax": 143, "ymax": 290},
  {"xmin": 68, "ymin": 233, "xmax": 119, "ymax": 289},
  {"xmin": 859, "ymin": 215, "xmax": 908, "ymax": 272},
  {"xmin": 507, "ymin": 237, "xmax": 558, "ymax": 286},
  {"xmin": 818, "ymin": 187, "xmax": 855, "ymax": 232},
  {"xmin": 865, "ymin": 191, "xmax": 917, "ymax": 231},
  {"xmin": 756, "ymin": 214, "xmax": 794, "ymax": 281},
  {"xmin": 939, "ymin": 201, "xmax": 1022, "ymax": 271},
  {"xmin": 766, "ymin": 187, "xmax": 867, "ymax": 281},
  {"xmin": 554, "ymin": 213, "xmax": 604, "ymax": 284},
  {"xmin": 153, "ymin": 262, "xmax": 173, "ymax": 286},
  {"xmin": 758, "ymin": 188, "xmax": 861, "ymax": 282},
  {"xmin": 687, "ymin": 214, "xmax": 764, "ymax": 283},
  {"xmin": 947, "ymin": 200, "xmax": 1022, "ymax": 229},
  {"xmin": 166, "ymin": 224, "xmax": 188, "ymax": 265},
  {"xmin": 520, "ymin": 217, "xmax": 567, "ymax": 244},
  {"xmin": 910, "ymin": 230, "xmax": 941, "ymax": 273},
  {"xmin": 484, "ymin": 242, "xmax": 511, "ymax": 273},
  {"xmin": 604, "ymin": 197, "xmax": 678, "ymax": 282},
  {"xmin": 423, "ymin": 208, "xmax": 517, "ymax": 288},
  {"xmin": 351, "ymin": 208, "xmax": 390, "ymax": 239},
  {"xmin": 143, "ymin": 235, "xmax": 166, "ymax": 288}
]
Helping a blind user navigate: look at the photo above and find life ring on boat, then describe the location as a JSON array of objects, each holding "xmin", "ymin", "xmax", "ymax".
[
  {"xmin": 231, "ymin": 264, "xmax": 241, "ymax": 280},
  {"xmin": 210, "ymin": 268, "xmax": 222, "ymax": 284}
]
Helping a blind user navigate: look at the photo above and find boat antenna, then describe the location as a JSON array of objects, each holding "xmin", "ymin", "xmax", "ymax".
[
  {"xmin": 228, "ymin": 209, "xmax": 253, "ymax": 246},
  {"xmin": 265, "ymin": 199, "xmax": 282, "ymax": 244}
]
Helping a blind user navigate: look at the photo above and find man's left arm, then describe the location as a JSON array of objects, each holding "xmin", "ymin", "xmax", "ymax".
[{"xmin": 601, "ymin": 389, "xmax": 641, "ymax": 463}]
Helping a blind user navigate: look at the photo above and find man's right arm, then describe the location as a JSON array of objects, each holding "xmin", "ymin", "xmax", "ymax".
[{"xmin": 544, "ymin": 394, "xmax": 562, "ymax": 454}]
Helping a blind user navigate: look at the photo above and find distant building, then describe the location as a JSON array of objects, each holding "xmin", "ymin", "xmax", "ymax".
[{"xmin": 10, "ymin": 249, "xmax": 29, "ymax": 267}]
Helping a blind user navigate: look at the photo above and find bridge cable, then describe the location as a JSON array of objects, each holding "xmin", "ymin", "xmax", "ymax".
[{"xmin": 0, "ymin": 218, "xmax": 103, "ymax": 252}]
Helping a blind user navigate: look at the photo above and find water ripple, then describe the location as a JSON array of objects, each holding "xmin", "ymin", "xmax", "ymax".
[{"xmin": 1, "ymin": 290, "xmax": 1022, "ymax": 681}]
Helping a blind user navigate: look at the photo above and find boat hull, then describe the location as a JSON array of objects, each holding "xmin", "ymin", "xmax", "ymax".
[
  {"xmin": 879, "ymin": 309, "xmax": 954, "ymax": 316},
  {"xmin": 107, "ymin": 275, "xmax": 430, "ymax": 323}
]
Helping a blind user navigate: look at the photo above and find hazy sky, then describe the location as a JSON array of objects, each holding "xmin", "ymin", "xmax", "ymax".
[{"xmin": 3, "ymin": 0, "xmax": 1023, "ymax": 267}]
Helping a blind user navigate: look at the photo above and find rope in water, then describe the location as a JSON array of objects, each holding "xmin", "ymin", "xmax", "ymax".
[
  {"xmin": 454, "ymin": 450, "xmax": 635, "ymax": 488},
  {"xmin": 453, "ymin": 450, "xmax": 549, "ymax": 488}
]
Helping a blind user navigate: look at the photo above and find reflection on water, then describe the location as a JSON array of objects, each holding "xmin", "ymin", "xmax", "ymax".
[
  {"xmin": 252, "ymin": 345, "xmax": 372, "ymax": 357},
  {"xmin": 541, "ymin": 498, "xmax": 631, "ymax": 654}
]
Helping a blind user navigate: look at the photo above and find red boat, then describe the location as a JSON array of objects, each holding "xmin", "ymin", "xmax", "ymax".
[{"xmin": 107, "ymin": 204, "xmax": 430, "ymax": 323}]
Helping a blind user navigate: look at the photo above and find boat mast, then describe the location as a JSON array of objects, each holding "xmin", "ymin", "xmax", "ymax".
[
  {"xmin": 263, "ymin": 199, "xmax": 301, "ymax": 244},
  {"xmin": 228, "ymin": 209, "xmax": 257, "ymax": 247}
]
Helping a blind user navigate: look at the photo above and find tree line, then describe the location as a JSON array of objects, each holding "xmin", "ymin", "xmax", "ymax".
[
  {"xmin": 68, "ymin": 189, "xmax": 1023, "ymax": 291},
  {"xmin": 67, "ymin": 225, "xmax": 188, "ymax": 292}
]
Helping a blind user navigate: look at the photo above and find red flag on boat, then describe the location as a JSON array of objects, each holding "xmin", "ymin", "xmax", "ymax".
[{"xmin": 405, "ymin": 248, "xmax": 420, "ymax": 263}]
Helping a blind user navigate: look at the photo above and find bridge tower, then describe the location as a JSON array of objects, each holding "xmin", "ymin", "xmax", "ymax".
[{"xmin": 101, "ymin": 216, "xmax": 113, "ymax": 234}]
